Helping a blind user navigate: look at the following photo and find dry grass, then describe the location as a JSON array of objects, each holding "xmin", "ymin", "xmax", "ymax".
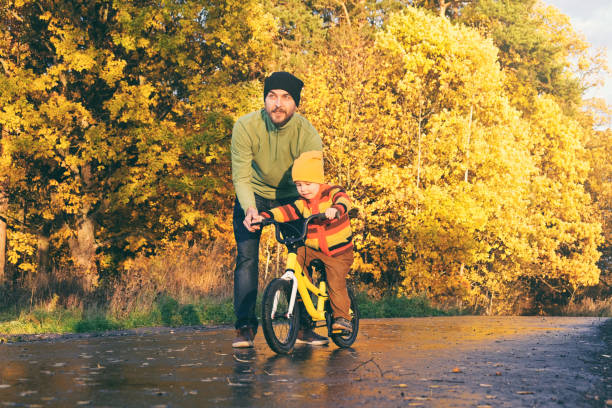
[
  {"xmin": 562, "ymin": 297, "xmax": 612, "ymax": 317},
  {"xmin": 0, "ymin": 230, "xmax": 292, "ymax": 322},
  {"xmin": 108, "ymin": 237, "xmax": 235, "ymax": 317}
]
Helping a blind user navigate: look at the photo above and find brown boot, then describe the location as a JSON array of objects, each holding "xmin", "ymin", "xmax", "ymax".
[
  {"xmin": 232, "ymin": 326, "xmax": 254, "ymax": 348},
  {"xmin": 332, "ymin": 317, "xmax": 353, "ymax": 333}
]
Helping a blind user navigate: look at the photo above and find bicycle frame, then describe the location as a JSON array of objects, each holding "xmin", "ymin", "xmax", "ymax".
[
  {"xmin": 260, "ymin": 214, "xmax": 329, "ymax": 323},
  {"xmin": 276, "ymin": 251, "xmax": 328, "ymax": 322}
]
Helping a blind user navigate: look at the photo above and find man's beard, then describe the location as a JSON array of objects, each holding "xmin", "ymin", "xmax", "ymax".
[{"xmin": 269, "ymin": 108, "xmax": 294, "ymax": 126}]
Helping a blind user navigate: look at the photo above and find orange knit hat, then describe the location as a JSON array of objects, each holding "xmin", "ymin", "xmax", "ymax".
[{"xmin": 292, "ymin": 151, "xmax": 324, "ymax": 184}]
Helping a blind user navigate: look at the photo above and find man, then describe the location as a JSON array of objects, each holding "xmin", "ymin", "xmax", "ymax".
[{"xmin": 231, "ymin": 71, "xmax": 327, "ymax": 348}]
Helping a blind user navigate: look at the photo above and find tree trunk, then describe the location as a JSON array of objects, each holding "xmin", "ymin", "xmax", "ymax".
[
  {"xmin": 439, "ymin": 0, "xmax": 450, "ymax": 17},
  {"xmin": 69, "ymin": 206, "xmax": 98, "ymax": 291},
  {"xmin": 416, "ymin": 109, "xmax": 423, "ymax": 191},
  {"xmin": 464, "ymin": 105, "xmax": 473, "ymax": 183},
  {"xmin": 0, "ymin": 124, "xmax": 6, "ymax": 284},
  {"xmin": 68, "ymin": 164, "xmax": 98, "ymax": 291},
  {"xmin": 37, "ymin": 228, "xmax": 51, "ymax": 277},
  {"xmin": 0, "ymin": 197, "xmax": 6, "ymax": 284}
]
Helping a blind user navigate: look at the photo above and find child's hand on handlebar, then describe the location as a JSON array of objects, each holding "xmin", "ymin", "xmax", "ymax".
[{"xmin": 325, "ymin": 207, "xmax": 339, "ymax": 220}]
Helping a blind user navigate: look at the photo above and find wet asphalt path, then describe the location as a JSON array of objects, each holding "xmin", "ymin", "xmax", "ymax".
[{"xmin": 0, "ymin": 316, "xmax": 610, "ymax": 407}]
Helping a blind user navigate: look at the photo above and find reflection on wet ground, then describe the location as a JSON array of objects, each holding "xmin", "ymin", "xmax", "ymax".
[{"xmin": 0, "ymin": 316, "xmax": 608, "ymax": 407}]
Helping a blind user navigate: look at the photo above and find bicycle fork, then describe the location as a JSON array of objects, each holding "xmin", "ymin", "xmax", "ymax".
[{"xmin": 271, "ymin": 270, "xmax": 298, "ymax": 319}]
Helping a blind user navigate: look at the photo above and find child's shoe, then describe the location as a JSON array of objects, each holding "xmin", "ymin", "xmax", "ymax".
[{"xmin": 332, "ymin": 317, "xmax": 353, "ymax": 333}]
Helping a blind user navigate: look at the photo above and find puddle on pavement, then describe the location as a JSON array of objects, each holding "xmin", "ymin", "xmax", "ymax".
[{"xmin": 0, "ymin": 316, "xmax": 605, "ymax": 407}]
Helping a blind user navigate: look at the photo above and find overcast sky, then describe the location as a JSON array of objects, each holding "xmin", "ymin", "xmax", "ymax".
[{"xmin": 543, "ymin": 0, "xmax": 612, "ymax": 107}]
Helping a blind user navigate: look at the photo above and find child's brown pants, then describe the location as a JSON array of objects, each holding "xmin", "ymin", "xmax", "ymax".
[{"xmin": 296, "ymin": 246, "xmax": 353, "ymax": 321}]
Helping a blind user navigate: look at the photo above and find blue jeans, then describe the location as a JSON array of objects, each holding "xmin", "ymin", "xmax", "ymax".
[{"xmin": 233, "ymin": 194, "xmax": 299, "ymax": 331}]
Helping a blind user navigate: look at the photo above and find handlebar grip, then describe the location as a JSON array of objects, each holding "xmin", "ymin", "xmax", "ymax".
[{"xmin": 252, "ymin": 218, "xmax": 274, "ymax": 226}]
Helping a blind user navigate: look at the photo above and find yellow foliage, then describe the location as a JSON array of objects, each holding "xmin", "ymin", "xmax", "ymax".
[
  {"xmin": 300, "ymin": 7, "xmax": 603, "ymax": 311},
  {"xmin": 0, "ymin": 0, "xmax": 605, "ymax": 313},
  {"xmin": 7, "ymin": 230, "xmax": 37, "ymax": 272}
]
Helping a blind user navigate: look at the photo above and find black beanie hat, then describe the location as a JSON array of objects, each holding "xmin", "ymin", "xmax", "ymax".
[{"xmin": 263, "ymin": 72, "xmax": 304, "ymax": 107}]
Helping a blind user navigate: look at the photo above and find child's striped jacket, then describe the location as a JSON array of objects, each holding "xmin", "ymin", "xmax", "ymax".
[{"xmin": 260, "ymin": 184, "xmax": 353, "ymax": 257}]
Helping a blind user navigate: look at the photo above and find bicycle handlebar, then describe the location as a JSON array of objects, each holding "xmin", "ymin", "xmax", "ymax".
[{"xmin": 254, "ymin": 213, "xmax": 328, "ymax": 246}]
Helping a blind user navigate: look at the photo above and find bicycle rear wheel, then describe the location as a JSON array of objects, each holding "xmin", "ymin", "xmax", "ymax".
[
  {"xmin": 261, "ymin": 278, "xmax": 300, "ymax": 354},
  {"xmin": 331, "ymin": 286, "xmax": 359, "ymax": 348}
]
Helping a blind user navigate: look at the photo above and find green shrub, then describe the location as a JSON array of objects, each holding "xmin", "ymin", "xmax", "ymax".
[
  {"xmin": 200, "ymin": 298, "xmax": 234, "ymax": 324},
  {"xmin": 356, "ymin": 292, "xmax": 449, "ymax": 318},
  {"xmin": 179, "ymin": 304, "xmax": 201, "ymax": 326},
  {"xmin": 158, "ymin": 296, "xmax": 181, "ymax": 326},
  {"xmin": 74, "ymin": 316, "xmax": 120, "ymax": 333}
]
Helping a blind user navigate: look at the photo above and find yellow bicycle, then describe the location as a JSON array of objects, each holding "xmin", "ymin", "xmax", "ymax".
[{"xmin": 257, "ymin": 214, "xmax": 359, "ymax": 354}]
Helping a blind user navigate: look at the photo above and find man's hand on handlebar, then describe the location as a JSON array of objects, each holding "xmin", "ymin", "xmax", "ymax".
[{"xmin": 243, "ymin": 207, "xmax": 261, "ymax": 232}]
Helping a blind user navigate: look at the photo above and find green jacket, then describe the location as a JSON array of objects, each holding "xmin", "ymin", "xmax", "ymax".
[{"xmin": 231, "ymin": 109, "xmax": 323, "ymax": 212}]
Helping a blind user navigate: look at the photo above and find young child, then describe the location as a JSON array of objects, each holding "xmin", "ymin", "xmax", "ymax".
[{"xmin": 255, "ymin": 150, "xmax": 354, "ymax": 332}]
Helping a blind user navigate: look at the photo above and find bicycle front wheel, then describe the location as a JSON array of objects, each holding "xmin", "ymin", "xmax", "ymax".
[{"xmin": 261, "ymin": 278, "xmax": 300, "ymax": 354}]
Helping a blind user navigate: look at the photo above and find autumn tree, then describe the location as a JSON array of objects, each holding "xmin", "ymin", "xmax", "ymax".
[
  {"xmin": 301, "ymin": 6, "xmax": 604, "ymax": 313},
  {"xmin": 459, "ymin": 0, "xmax": 606, "ymax": 116},
  {"xmin": 583, "ymin": 123, "xmax": 612, "ymax": 298},
  {"xmin": 0, "ymin": 0, "xmax": 276, "ymax": 290},
  {"xmin": 303, "ymin": 8, "xmax": 526, "ymax": 304}
]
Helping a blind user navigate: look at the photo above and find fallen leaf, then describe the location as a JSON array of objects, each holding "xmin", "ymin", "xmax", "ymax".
[
  {"xmin": 495, "ymin": 372, "xmax": 502, "ymax": 376},
  {"xmin": 452, "ymin": 367, "xmax": 462, "ymax": 373},
  {"xmin": 517, "ymin": 391, "xmax": 534, "ymax": 395},
  {"xmin": 602, "ymin": 355, "xmax": 611, "ymax": 358},
  {"xmin": 0, "ymin": 384, "xmax": 11, "ymax": 389},
  {"xmin": 480, "ymin": 384, "xmax": 492, "ymax": 387},
  {"xmin": 396, "ymin": 384, "xmax": 408, "ymax": 388},
  {"xmin": 486, "ymin": 395, "xmax": 497, "ymax": 400},
  {"xmin": 226, "ymin": 377, "xmax": 248, "ymax": 387}
]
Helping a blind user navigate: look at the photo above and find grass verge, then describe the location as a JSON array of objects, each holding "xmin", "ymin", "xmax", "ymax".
[
  {"xmin": 0, "ymin": 293, "xmax": 456, "ymax": 339},
  {"xmin": 0, "ymin": 296, "xmax": 234, "ymax": 338}
]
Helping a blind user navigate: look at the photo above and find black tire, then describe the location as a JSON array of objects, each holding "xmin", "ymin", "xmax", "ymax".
[
  {"xmin": 331, "ymin": 286, "xmax": 359, "ymax": 348},
  {"xmin": 261, "ymin": 278, "xmax": 300, "ymax": 354}
]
